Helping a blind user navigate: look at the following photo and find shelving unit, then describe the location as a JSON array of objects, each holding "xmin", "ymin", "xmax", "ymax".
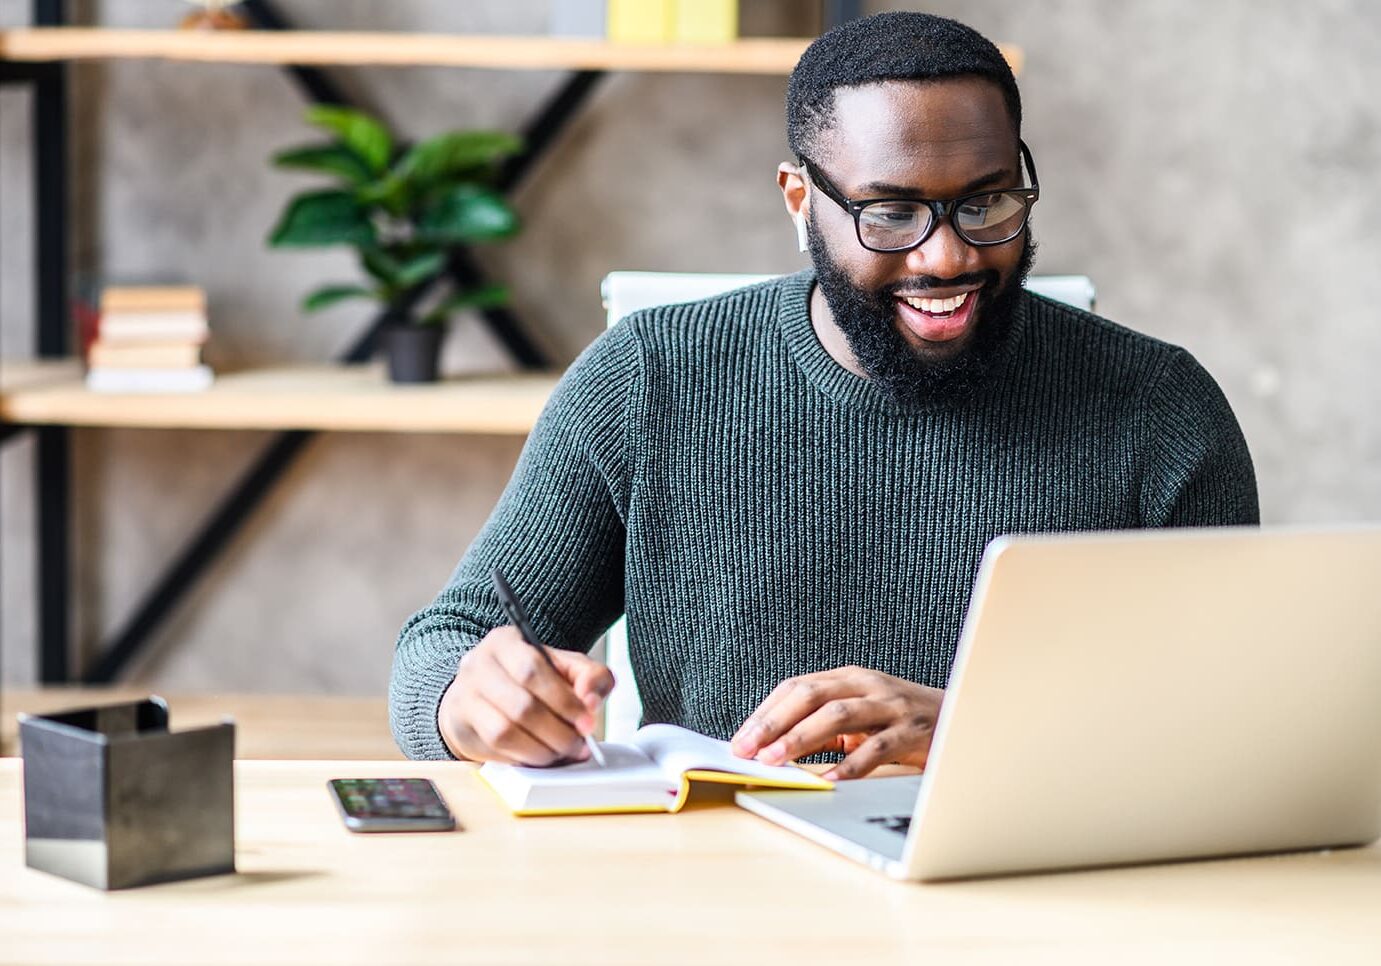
[{"xmin": 1, "ymin": 8, "xmax": 1023, "ymax": 687}]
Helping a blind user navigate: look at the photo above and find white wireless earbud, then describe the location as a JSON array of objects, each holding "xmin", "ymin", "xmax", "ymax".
[{"xmin": 794, "ymin": 214, "xmax": 809, "ymax": 253}]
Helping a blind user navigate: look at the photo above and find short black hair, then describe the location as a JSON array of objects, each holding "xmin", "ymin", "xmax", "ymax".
[{"xmin": 786, "ymin": 12, "xmax": 1022, "ymax": 159}]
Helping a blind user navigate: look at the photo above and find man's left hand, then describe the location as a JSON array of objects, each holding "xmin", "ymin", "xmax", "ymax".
[{"xmin": 729, "ymin": 666, "xmax": 944, "ymax": 780}]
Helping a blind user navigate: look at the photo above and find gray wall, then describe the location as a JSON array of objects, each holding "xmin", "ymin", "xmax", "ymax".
[{"xmin": 3, "ymin": 1, "xmax": 1380, "ymax": 693}]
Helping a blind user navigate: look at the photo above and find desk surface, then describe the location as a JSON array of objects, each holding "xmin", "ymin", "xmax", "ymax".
[{"xmin": 3, "ymin": 758, "xmax": 1381, "ymax": 964}]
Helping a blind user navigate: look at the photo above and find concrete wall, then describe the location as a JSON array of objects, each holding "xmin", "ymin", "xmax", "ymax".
[{"xmin": 3, "ymin": 1, "xmax": 1380, "ymax": 693}]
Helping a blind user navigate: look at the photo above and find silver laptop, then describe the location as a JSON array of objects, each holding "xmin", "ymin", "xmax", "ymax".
[{"xmin": 736, "ymin": 525, "xmax": 1381, "ymax": 881}]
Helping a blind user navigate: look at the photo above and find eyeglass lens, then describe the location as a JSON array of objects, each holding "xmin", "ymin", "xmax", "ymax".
[{"xmin": 858, "ymin": 191, "xmax": 1030, "ymax": 249}]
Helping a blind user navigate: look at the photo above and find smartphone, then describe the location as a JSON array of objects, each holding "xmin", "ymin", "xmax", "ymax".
[{"xmin": 327, "ymin": 778, "xmax": 458, "ymax": 833}]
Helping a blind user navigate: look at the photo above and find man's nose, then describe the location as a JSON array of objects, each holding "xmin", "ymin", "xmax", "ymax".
[{"xmin": 903, "ymin": 219, "xmax": 972, "ymax": 279}]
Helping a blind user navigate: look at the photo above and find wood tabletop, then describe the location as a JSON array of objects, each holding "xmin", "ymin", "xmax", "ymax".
[
  {"xmin": 2, "ymin": 757, "xmax": 1381, "ymax": 964},
  {"xmin": 1, "ymin": 687, "xmax": 399, "ymax": 760},
  {"xmin": 0, "ymin": 361, "xmax": 555, "ymax": 434}
]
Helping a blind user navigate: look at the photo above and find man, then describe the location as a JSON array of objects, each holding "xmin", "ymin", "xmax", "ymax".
[{"xmin": 390, "ymin": 13, "xmax": 1257, "ymax": 778}]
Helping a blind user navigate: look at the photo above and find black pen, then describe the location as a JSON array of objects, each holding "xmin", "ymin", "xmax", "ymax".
[{"xmin": 490, "ymin": 566, "xmax": 606, "ymax": 767}]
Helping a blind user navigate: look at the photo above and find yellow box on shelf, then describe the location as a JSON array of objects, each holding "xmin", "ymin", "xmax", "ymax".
[
  {"xmin": 607, "ymin": 0, "xmax": 674, "ymax": 44},
  {"xmin": 674, "ymin": 0, "xmax": 738, "ymax": 44}
]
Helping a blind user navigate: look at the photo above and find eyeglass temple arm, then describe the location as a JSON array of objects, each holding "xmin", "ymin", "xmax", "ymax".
[{"xmin": 1019, "ymin": 139, "xmax": 1039, "ymax": 192}]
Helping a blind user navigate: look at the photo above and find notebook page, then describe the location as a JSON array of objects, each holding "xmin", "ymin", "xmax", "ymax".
[{"xmin": 632, "ymin": 724, "xmax": 829, "ymax": 786}]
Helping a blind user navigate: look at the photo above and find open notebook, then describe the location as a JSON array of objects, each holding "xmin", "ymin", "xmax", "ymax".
[{"xmin": 479, "ymin": 724, "xmax": 833, "ymax": 816}]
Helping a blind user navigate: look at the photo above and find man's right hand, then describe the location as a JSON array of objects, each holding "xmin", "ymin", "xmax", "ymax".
[{"xmin": 438, "ymin": 625, "xmax": 614, "ymax": 765}]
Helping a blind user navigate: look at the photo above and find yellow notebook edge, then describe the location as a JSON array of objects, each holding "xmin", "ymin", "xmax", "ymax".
[
  {"xmin": 511, "ymin": 803, "xmax": 673, "ymax": 818},
  {"xmin": 669, "ymin": 767, "xmax": 834, "ymax": 812},
  {"xmin": 477, "ymin": 762, "xmax": 832, "ymax": 817}
]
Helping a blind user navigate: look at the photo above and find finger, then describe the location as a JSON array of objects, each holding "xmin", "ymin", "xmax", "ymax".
[
  {"xmin": 731, "ymin": 668, "xmax": 865, "ymax": 758},
  {"xmin": 823, "ymin": 723, "xmax": 934, "ymax": 781},
  {"xmin": 754, "ymin": 697, "xmax": 894, "ymax": 766},
  {"xmin": 494, "ymin": 632, "xmax": 595, "ymax": 733},
  {"xmin": 485, "ymin": 659, "xmax": 590, "ymax": 761},
  {"xmin": 468, "ymin": 692, "xmax": 566, "ymax": 766},
  {"xmin": 551, "ymin": 649, "xmax": 615, "ymax": 715}
]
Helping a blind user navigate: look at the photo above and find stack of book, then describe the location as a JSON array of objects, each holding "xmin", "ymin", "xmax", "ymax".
[{"xmin": 86, "ymin": 286, "xmax": 214, "ymax": 393}]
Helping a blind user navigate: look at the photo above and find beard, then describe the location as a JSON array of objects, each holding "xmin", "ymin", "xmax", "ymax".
[{"xmin": 809, "ymin": 222, "xmax": 1037, "ymax": 406}]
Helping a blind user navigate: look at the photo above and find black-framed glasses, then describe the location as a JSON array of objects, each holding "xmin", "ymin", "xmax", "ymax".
[{"xmin": 799, "ymin": 140, "xmax": 1040, "ymax": 252}]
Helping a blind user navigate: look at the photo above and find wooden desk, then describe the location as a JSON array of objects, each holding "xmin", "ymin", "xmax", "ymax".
[
  {"xmin": 1, "ymin": 688, "xmax": 399, "ymax": 760},
  {"xmin": 2, "ymin": 759, "xmax": 1380, "ymax": 964}
]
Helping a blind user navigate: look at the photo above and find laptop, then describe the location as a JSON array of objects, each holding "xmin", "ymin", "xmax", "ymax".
[{"xmin": 736, "ymin": 525, "xmax": 1381, "ymax": 881}]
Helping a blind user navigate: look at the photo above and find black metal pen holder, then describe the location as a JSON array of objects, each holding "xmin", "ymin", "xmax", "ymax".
[{"xmin": 19, "ymin": 697, "xmax": 236, "ymax": 890}]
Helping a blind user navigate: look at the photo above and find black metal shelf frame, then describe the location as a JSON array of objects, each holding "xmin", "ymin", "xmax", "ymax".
[{"xmin": 2, "ymin": 0, "xmax": 605, "ymax": 683}]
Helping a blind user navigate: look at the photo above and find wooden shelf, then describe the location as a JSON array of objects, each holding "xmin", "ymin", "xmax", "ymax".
[
  {"xmin": 0, "ymin": 28, "xmax": 1023, "ymax": 76},
  {"xmin": 0, "ymin": 360, "xmax": 555, "ymax": 434},
  {"xmin": 0, "ymin": 28, "xmax": 808, "ymax": 74}
]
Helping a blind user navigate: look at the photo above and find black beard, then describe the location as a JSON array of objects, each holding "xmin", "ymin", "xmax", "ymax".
[{"xmin": 809, "ymin": 224, "xmax": 1037, "ymax": 406}]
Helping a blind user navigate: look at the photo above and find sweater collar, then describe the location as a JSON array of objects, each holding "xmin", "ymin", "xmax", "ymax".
[{"xmin": 776, "ymin": 269, "xmax": 1032, "ymax": 415}]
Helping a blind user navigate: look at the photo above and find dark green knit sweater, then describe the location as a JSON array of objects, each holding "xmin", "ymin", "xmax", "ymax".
[{"xmin": 391, "ymin": 270, "xmax": 1258, "ymax": 760}]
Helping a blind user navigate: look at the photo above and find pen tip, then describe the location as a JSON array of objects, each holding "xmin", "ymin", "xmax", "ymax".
[{"xmin": 586, "ymin": 735, "xmax": 606, "ymax": 767}]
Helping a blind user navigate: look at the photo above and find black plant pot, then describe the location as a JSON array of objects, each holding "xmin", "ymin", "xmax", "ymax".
[{"xmin": 383, "ymin": 325, "xmax": 443, "ymax": 384}]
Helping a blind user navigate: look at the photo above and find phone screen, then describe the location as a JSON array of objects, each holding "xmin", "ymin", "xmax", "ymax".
[{"xmin": 328, "ymin": 778, "xmax": 458, "ymax": 832}]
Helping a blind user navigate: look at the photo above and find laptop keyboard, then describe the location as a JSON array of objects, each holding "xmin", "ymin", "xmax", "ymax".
[{"xmin": 865, "ymin": 814, "xmax": 912, "ymax": 836}]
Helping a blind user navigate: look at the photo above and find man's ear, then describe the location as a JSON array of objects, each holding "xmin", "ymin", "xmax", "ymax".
[
  {"xmin": 778, "ymin": 162, "xmax": 810, "ymax": 252},
  {"xmin": 777, "ymin": 161, "xmax": 809, "ymax": 220}
]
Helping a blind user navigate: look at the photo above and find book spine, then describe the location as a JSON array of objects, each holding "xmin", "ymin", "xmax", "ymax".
[
  {"xmin": 87, "ymin": 340, "xmax": 203, "ymax": 369},
  {"xmin": 99, "ymin": 286, "xmax": 207, "ymax": 314},
  {"xmin": 550, "ymin": 0, "xmax": 606, "ymax": 37},
  {"xmin": 99, "ymin": 311, "xmax": 209, "ymax": 343},
  {"xmin": 607, "ymin": 0, "xmax": 673, "ymax": 43},
  {"xmin": 85, "ymin": 365, "xmax": 214, "ymax": 394},
  {"xmin": 673, "ymin": 0, "xmax": 738, "ymax": 44}
]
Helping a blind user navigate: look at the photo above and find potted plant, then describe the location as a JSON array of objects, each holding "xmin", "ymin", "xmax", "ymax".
[{"xmin": 268, "ymin": 105, "xmax": 522, "ymax": 383}]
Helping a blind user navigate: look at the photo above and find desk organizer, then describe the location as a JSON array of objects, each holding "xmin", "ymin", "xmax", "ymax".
[{"xmin": 19, "ymin": 697, "xmax": 235, "ymax": 890}]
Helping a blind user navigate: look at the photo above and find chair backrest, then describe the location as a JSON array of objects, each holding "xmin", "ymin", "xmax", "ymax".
[
  {"xmin": 595, "ymin": 270, "xmax": 1097, "ymax": 741},
  {"xmin": 602, "ymin": 271, "xmax": 1096, "ymax": 319}
]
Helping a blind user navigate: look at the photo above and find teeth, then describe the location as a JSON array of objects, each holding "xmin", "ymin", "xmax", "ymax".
[{"xmin": 903, "ymin": 291, "xmax": 969, "ymax": 314}]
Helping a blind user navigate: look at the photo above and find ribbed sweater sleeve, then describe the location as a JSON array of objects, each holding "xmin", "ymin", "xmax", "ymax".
[
  {"xmin": 1140, "ymin": 348, "xmax": 1259, "ymax": 526},
  {"xmin": 389, "ymin": 323, "xmax": 641, "ymax": 760}
]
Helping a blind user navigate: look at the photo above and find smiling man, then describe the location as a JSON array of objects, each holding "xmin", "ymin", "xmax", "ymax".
[
  {"xmin": 390, "ymin": 13, "xmax": 1258, "ymax": 777},
  {"xmin": 793, "ymin": 77, "xmax": 1038, "ymax": 405}
]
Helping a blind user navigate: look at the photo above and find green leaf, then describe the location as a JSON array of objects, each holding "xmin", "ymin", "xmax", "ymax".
[
  {"xmin": 395, "ymin": 130, "xmax": 523, "ymax": 187},
  {"xmin": 417, "ymin": 185, "xmax": 520, "ymax": 244},
  {"xmin": 354, "ymin": 174, "xmax": 409, "ymax": 215},
  {"xmin": 422, "ymin": 285, "xmax": 509, "ymax": 325},
  {"xmin": 358, "ymin": 247, "xmax": 443, "ymax": 293},
  {"xmin": 446, "ymin": 284, "xmax": 510, "ymax": 310},
  {"xmin": 302, "ymin": 285, "xmax": 375, "ymax": 312},
  {"xmin": 268, "ymin": 190, "xmax": 377, "ymax": 248},
  {"xmin": 360, "ymin": 246, "xmax": 398, "ymax": 284},
  {"xmin": 305, "ymin": 105, "xmax": 393, "ymax": 175},
  {"xmin": 272, "ymin": 143, "xmax": 374, "ymax": 185},
  {"xmin": 394, "ymin": 250, "xmax": 448, "ymax": 288}
]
